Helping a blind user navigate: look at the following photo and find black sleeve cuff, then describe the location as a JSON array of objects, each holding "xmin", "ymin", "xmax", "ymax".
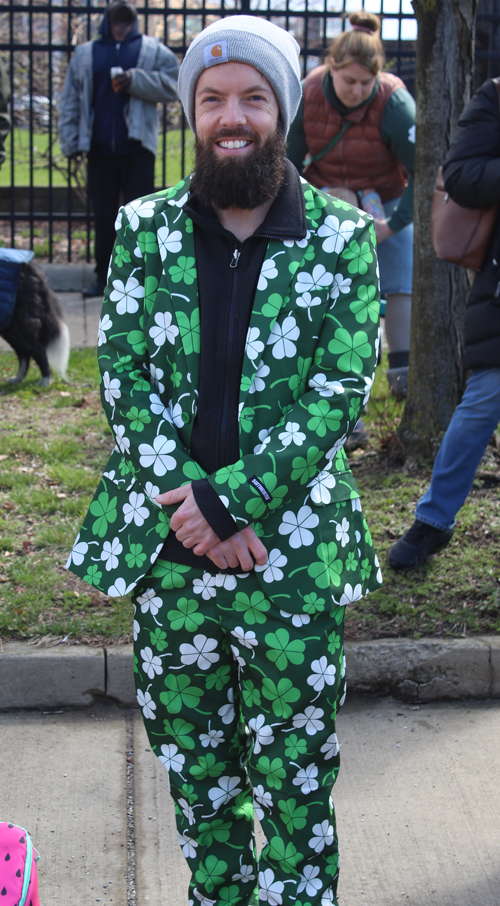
[{"xmin": 192, "ymin": 478, "xmax": 238, "ymax": 542}]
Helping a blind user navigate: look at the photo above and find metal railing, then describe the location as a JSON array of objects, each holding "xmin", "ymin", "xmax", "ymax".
[{"xmin": 0, "ymin": 0, "xmax": 498, "ymax": 262}]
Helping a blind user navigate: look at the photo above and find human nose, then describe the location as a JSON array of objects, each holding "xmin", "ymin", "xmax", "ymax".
[{"xmin": 219, "ymin": 96, "xmax": 246, "ymax": 128}]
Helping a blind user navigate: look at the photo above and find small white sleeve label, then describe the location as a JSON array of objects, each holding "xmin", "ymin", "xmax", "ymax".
[{"xmin": 203, "ymin": 40, "xmax": 228, "ymax": 68}]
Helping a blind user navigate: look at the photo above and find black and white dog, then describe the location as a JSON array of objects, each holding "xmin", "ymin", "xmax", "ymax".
[{"xmin": 0, "ymin": 262, "xmax": 70, "ymax": 387}]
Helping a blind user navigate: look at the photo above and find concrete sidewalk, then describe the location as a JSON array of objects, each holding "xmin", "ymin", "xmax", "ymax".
[{"xmin": 1, "ymin": 695, "xmax": 499, "ymax": 906}]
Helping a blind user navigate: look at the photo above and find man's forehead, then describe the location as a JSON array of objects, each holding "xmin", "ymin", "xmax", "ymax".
[{"xmin": 195, "ymin": 61, "xmax": 273, "ymax": 93}]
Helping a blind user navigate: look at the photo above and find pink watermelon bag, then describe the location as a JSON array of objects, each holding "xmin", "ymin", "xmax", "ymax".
[{"xmin": 0, "ymin": 823, "xmax": 40, "ymax": 906}]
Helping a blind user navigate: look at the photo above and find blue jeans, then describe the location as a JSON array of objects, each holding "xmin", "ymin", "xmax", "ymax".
[{"xmin": 416, "ymin": 368, "xmax": 500, "ymax": 530}]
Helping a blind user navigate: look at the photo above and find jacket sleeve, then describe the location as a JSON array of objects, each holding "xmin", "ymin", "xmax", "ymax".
[
  {"xmin": 443, "ymin": 80, "xmax": 500, "ymax": 208},
  {"xmin": 58, "ymin": 54, "xmax": 82, "ymax": 157},
  {"xmin": 0, "ymin": 57, "xmax": 10, "ymax": 168},
  {"xmin": 129, "ymin": 43, "xmax": 178, "ymax": 104},
  {"xmin": 205, "ymin": 218, "xmax": 380, "ymax": 525},
  {"xmin": 98, "ymin": 206, "xmax": 209, "ymax": 513},
  {"xmin": 287, "ymin": 92, "xmax": 307, "ymax": 174}
]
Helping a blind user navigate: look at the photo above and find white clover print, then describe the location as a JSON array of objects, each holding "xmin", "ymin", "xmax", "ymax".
[
  {"xmin": 141, "ymin": 646, "xmax": 163, "ymax": 679},
  {"xmin": 278, "ymin": 505, "xmax": 319, "ymax": 548},
  {"xmin": 159, "ymin": 743, "xmax": 185, "ymax": 774},
  {"xmin": 307, "ymin": 656, "xmax": 336, "ymax": 693},
  {"xmin": 245, "ymin": 326, "xmax": 265, "ymax": 363},
  {"xmin": 279, "ymin": 610, "xmax": 311, "ymax": 627},
  {"xmin": 122, "ymin": 491, "xmax": 150, "ymax": 527},
  {"xmin": 292, "ymin": 706, "xmax": 325, "ymax": 735},
  {"xmin": 267, "ymin": 314, "xmax": 300, "ymax": 359},
  {"xmin": 97, "ymin": 313, "xmax": 113, "ymax": 346},
  {"xmin": 68, "ymin": 535, "xmax": 88, "ymax": 567},
  {"xmin": 283, "ymin": 230, "xmax": 311, "ymax": 248},
  {"xmin": 113, "ymin": 424, "xmax": 130, "ymax": 456},
  {"xmin": 138, "ymin": 435, "xmax": 177, "ymax": 476},
  {"xmin": 330, "ymin": 272, "xmax": 352, "ymax": 308},
  {"xmin": 123, "ymin": 198, "xmax": 157, "ymax": 231},
  {"xmin": 199, "ymin": 727, "xmax": 225, "ymax": 749},
  {"xmin": 249, "ymin": 360, "xmax": 270, "ymax": 394},
  {"xmin": 296, "ymin": 291, "xmax": 323, "ymax": 321},
  {"xmin": 208, "ymin": 776, "xmax": 243, "ymax": 810},
  {"xmin": 179, "ymin": 634, "xmax": 220, "ymax": 670},
  {"xmin": 295, "ymin": 263, "xmax": 334, "ymax": 295},
  {"xmin": 149, "ymin": 311, "xmax": 180, "ymax": 348},
  {"xmin": 255, "ymin": 548, "xmax": 288, "ymax": 583},
  {"xmin": 320, "ymin": 732, "xmax": 340, "ymax": 760},
  {"xmin": 231, "ymin": 864, "xmax": 256, "ymax": 884},
  {"xmin": 136, "ymin": 587, "xmax": 162, "ymax": 616},
  {"xmin": 258, "ymin": 869, "xmax": 284, "ymax": 906},
  {"xmin": 144, "ymin": 481, "xmax": 161, "ymax": 506},
  {"xmin": 335, "ymin": 583, "xmax": 363, "ymax": 606},
  {"xmin": 217, "ymin": 688, "xmax": 235, "ymax": 725},
  {"xmin": 102, "ymin": 372, "xmax": 121, "ymax": 409},
  {"xmin": 231, "ymin": 626, "xmax": 258, "ymax": 651},
  {"xmin": 137, "ymin": 688, "xmax": 156, "ymax": 720},
  {"xmin": 317, "ymin": 214, "xmax": 357, "ymax": 255},
  {"xmin": 298, "ymin": 865, "xmax": 323, "ymax": 897},
  {"xmin": 277, "ymin": 421, "xmax": 306, "ymax": 448},
  {"xmin": 149, "ymin": 392, "xmax": 170, "ymax": 419},
  {"xmin": 148, "ymin": 364, "xmax": 165, "ymax": 394},
  {"xmin": 253, "ymin": 428, "xmax": 272, "ymax": 454},
  {"xmin": 335, "ymin": 517, "xmax": 350, "ymax": 547},
  {"xmin": 157, "ymin": 217, "xmax": 183, "ymax": 261},
  {"xmin": 248, "ymin": 714, "xmax": 274, "ymax": 754},
  {"xmin": 308, "ymin": 820, "xmax": 334, "ymax": 853},
  {"xmin": 253, "ymin": 784, "xmax": 273, "ymax": 815},
  {"xmin": 292, "ymin": 763, "xmax": 319, "ymax": 794},
  {"xmin": 307, "ymin": 465, "xmax": 337, "ymax": 505},
  {"xmin": 100, "ymin": 536, "xmax": 123, "ymax": 571},
  {"xmin": 110, "ymin": 273, "xmax": 144, "ymax": 315},
  {"xmin": 308, "ymin": 373, "xmax": 345, "ymax": 397},
  {"xmin": 177, "ymin": 831, "xmax": 198, "ymax": 859},
  {"xmin": 107, "ymin": 577, "xmax": 136, "ymax": 596},
  {"xmin": 193, "ymin": 572, "xmax": 217, "ymax": 600},
  {"xmin": 257, "ymin": 253, "xmax": 283, "ymax": 291}
]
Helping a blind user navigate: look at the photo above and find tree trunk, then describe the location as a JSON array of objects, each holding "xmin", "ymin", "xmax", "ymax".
[{"xmin": 395, "ymin": 0, "xmax": 477, "ymax": 461}]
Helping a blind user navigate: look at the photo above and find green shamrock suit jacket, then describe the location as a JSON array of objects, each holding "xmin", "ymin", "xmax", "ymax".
[{"xmin": 67, "ymin": 175, "xmax": 383, "ymax": 611}]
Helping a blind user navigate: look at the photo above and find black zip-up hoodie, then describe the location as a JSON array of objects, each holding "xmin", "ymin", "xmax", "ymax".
[{"xmin": 160, "ymin": 160, "xmax": 307, "ymax": 570}]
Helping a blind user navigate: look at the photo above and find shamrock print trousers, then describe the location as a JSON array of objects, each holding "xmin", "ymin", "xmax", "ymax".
[{"xmin": 133, "ymin": 563, "xmax": 347, "ymax": 906}]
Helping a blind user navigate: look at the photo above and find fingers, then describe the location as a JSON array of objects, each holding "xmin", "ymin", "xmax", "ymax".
[
  {"xmin": 156, "ymin": 484, "xmax": 191, "ymax": 507},
  {"xmin": 241, "ymin": 527, "xmax": 269, "ymax": 566}
]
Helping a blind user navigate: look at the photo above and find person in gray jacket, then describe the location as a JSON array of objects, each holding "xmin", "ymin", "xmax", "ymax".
[{"xmin": 59, "ymin": 0, "xmax": 178, "ymax": 298}]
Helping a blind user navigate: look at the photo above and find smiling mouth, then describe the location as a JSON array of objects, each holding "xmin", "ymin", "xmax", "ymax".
[{"xmin": 217, "ymin": 139, "xmax": 252, "ymax": 150}]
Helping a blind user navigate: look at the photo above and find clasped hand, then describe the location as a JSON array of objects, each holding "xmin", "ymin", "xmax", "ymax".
[{"xmin": 156, "ymin": 484, "xmax": 268, "ymax": 572}]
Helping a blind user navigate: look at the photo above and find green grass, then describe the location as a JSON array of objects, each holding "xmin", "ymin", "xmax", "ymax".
[
  {"xmin": 0, "ymin": 345, "xmax": 499, "ymax": 645},
  {"xmin": 0, "ymin": 128, "xmax": 195, "ymax": 189}
]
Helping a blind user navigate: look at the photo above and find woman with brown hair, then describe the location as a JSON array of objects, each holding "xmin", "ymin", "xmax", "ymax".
[{"xmin": 288, "ymin": 11, "xmax": 415, "ymax": 423}]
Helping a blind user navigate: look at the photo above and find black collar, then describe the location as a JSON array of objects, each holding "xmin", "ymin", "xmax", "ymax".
[{"xmin": 183, "ymin": 159, "xmax": 307, "ymax": 243}]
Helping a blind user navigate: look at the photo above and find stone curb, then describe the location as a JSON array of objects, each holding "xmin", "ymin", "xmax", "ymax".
[
  {"xmin": 38, "ymin": 263, "xmax": 95, "ymax": 292},
  {"xmin": 1, "ymin": 637, "xmax": 499, "ymax": 710}
]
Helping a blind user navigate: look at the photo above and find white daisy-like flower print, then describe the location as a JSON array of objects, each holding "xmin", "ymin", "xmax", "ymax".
[
  {"xmin": 257, "ymin": 257, "xmax": 279, "ymax": 291},
  {"xmin": 137, "ymin": 688, "xmax": 156, "ymax": 720},
  {"xmin": 141, "ymin": 646, "xmax": 163, "ymax": 679},
  {"xmin": 318, "ymin": 214, "xmax": 357, "ymax": 254},
  {"xmin": 137, "ymin": 587, "xmax": 162, "ymax": 616},
  {"xmin": 320, "ymin": 732, "xmax": 340, "ymax": 760},
  {"xmin": 336, "ymin": 517, "xmax": 350, "ymax": 547},
  {"xmin": 267, "ymin": 315, "xmax": 300, "ymax": 359},
  {"xmin": 307, "ymin": 656, "xmax": 336, "ymax": 692},
  {"xmin": 307, "ymin": 466, "xmax": 337, "ymax": 505},
  {"xmin": 110, "ymin": 275, "xmax": 144, "ymax": 315},
  {"xmin": 278, "ymin": 421, "xmax": 306, "ymax": 447},
  {"xmin": 100, "ymin": 536, "xmax": 123, "ymax": 571},
  {"xmin": 179, "ymin": 634, "xmax": 220, "ymax": 670},
  {"xmin": 308, "ymin": 820, "xmax": 334, "ymax": 853},
  {"xmin": 208, "ymin": 776, "xmax": 242, "ymax": 810},
  {"xmin": 245, "ymin": 326, "xmax": 265, "ymax": 362},
  {"xmin": 258, "ymin": 869, "xmax": 284, "ymax": 906},
  {"xmin": 123, "ymin": 198, "xmax": 157, "ymax": 231},
  {"xmin": 138, "ymin": 435, "xmax": 177, "ymax": 476},
  {"xmin": 292, "ymin": 763, "xmax": 319, "ymax": 794},
  {"xmin": 295, "ymin": 263, "xmax": 333, "ymax": 295},
  {"xmin": 159, "ymin": 743, "xmax": 185, "ymax": 773},
  {"xmin": 97, "ymin": 313, "xmax": 113, "ymax": 346},
  {"xmin": 248, "ymin": 360, "xmax": 270, "ymax": 394},
  {"xmin": 255, "ymin": 548, "xmax": 288, "ymax": 583},
  {"xmin": 309, "ymin": 373, "xmax": 345, "ymax": 397},
  {"xmin": 102, "ymin": 371, "xmax": 121, "ymax": 407},
  {"xmin": 149, "ymin": 311, "xmax": 180, "ymax": 347},
  {"xmin": 193, "ymin": 572, "xmax": 217, "ymax": 600},
  {"xmin": 292, "ymin": 706, "xmax": 325, "ymax": 735},
  {"xmin": 278, "ymin": 505, "xmax": 319, "ymax": 549}
]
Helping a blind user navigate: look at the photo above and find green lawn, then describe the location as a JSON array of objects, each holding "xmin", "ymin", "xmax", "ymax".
[
  {"xmin": 0, "ymin": 345, "xmax": 499, "ymax": 644},
  {"xmin": 0, "ymin": 128, "xmax": 195, "ymax": 189}
]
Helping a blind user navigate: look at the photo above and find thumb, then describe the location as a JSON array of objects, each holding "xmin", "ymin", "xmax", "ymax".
[{"xmin": 156, "ymin": 484, "xmax": 191, "ymax": 506}]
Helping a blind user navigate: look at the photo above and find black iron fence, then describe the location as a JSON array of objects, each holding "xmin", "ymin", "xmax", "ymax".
[{"xmin": 0, "ymin": 0, "xmax": 499, "ymax": 262}]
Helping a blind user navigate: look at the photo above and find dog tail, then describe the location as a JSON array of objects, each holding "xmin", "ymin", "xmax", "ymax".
[{"xmin": 46, "ymin": 319, "xmax": 70, "ymax": 380}]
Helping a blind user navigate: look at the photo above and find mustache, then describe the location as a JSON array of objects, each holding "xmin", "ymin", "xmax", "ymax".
[{"xmin": 203, "ymin": 126, "xmax": 261, "ymax": 145}]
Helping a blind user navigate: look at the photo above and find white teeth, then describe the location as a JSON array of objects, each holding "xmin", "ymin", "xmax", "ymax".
[{"xmin": 219, "ymin": 140, "xmax": 249, "ymax": 149}]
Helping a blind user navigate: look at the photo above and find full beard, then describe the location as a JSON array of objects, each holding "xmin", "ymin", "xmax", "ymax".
[{"xmin": 190, "ymin": 127, "xmax": 287, "ymax": 210}]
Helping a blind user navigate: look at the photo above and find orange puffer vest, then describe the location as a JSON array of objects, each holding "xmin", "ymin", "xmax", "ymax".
[{"xmin": 303, "ymin": 67, "xmax": 408, "ymax": 201}]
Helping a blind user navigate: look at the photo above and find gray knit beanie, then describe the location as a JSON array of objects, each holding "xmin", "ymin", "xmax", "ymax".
[{"xmin": 178, "ymin": 16, "xmax": 302, "ymax": 136}]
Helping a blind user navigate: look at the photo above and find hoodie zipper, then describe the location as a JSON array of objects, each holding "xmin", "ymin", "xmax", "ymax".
[{"xmin": 219, "ymin": 246, "xmax": 241, "ymax": 465}]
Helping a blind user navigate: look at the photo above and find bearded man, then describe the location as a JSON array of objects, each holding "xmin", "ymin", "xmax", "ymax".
[{"xmin": 67, "ymin": 16, "xmax": 382, "ymax": 906}]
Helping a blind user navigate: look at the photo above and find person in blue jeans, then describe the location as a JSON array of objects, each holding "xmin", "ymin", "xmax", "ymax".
[{"xmin": 389, "ymin": 78, "xmax": 500, "ymax": 569}]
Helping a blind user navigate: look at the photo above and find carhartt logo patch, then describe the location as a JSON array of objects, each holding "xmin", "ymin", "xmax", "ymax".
[
  {"xmin": 249, "ymin": 476, "xmax": 273, "ymax": 504},
  {"xmin": 203, "ymin": 40, "xmax": 228, "ymax": 68}
]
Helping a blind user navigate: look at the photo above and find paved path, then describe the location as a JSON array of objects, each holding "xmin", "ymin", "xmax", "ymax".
[
  {"xmin": 0, "ymin": 291, "xmax": 102, "ymax": 355},
  {"xmin": 1, "ymin": 695, "xmax": 499, "ymax": 906}
]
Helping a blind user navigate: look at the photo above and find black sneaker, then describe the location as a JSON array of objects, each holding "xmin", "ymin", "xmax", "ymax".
[
  {"xmin": 83, "ymin": 277, "xmax": 106, "ymax": 298},
  {"xmin": 387, "ymin": 519, "xmax": 454, "ymax": 570}
]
